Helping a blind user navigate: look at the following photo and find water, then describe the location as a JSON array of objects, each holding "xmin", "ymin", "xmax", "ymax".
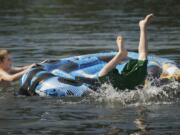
[{"xmin": 0, "ymin": 0, "xmax": 180, "ymax": 134}]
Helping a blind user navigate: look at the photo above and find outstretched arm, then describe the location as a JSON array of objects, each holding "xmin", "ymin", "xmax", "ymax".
[
  {"xmin": 0, "ymin": 64, "xmax": 35, "ymax": 82},
  {"xmin": 10, "ymin": 63, "xmax": 36, "ymax": 74},
  {"xmin": 1, "ymin": 69, "xmax": 28, "ymax": 82}
]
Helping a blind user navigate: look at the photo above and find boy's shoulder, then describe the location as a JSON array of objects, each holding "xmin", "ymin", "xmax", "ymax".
[
  {"xmin": 0, "ymin": 69, "xmax": 10, "ymax": 78},
  {"xmin": 0, "ymin": 70, "xmax": 11, "ymax": 86}
]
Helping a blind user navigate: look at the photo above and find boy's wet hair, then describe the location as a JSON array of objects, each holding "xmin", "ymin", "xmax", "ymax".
[
  {"xmin": 0, "ymin": 49, "xmax": 10, "ymax": 62},
  {"xmin": 147, "ymin": 65, "xmax": 162, "ymax": 78}
]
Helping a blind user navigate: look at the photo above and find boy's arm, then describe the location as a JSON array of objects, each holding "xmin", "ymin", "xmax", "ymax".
[
  {"xmin": 10, "ymin": 67, "xmax": 25, "ymax": 73},
  {"xmin": 10, "ymin": 64, "xmax": 36, "ymax": 74},
  {"xmin": 1, "ymin": 69, "xmax": 28, "ymax": 82}
]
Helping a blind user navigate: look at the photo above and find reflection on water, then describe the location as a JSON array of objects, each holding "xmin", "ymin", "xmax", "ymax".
[
  {"xmin": 132, "ymin": 106, "xmax": 148, "ymax": 135},
  {"xmin": 0, "ymin": 0, "xmax": 180, "ymax": 134}
]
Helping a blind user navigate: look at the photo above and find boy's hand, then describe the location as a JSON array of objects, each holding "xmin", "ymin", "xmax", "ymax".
[{"xmin": 28, "ymin": 63, "xmax": 37, "ymax": 69}]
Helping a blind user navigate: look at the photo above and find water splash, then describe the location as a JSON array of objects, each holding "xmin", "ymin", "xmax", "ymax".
[{"xmin": 90, "ymin": 81, "xmax": 180, "ymax": 106}]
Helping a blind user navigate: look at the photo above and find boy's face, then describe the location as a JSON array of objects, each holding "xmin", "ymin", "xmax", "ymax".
[{"xmin": 1, "ymin": 54, "xmax": 12, "ymax": 71}]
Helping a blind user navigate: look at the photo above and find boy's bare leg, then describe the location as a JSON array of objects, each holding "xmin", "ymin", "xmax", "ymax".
[
  {"xmin": 99, "ymin": 36, "xmax": 127, "ymax": 77},
  {"xmin": 138, "ymin": 14, "xmax": 154, "ymax": 60}
]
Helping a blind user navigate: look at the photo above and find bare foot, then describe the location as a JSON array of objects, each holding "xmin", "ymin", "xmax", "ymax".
[
  {"xmin": 139, "ymin": 13, "xmax": 154, "ymax": 30},
  {"xmin": 116, "ymin": 36, "xmax": 127, "ymax": 57}
]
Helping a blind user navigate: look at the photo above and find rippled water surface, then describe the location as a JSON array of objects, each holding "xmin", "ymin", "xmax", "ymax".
[{"xmin": 0, "ymin": 0, "xmax": 180, "ymax": 134}]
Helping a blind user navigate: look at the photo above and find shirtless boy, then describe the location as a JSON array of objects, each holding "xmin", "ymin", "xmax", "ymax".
[{"xmin": 0, "ymin": 49, "xmax": 35, "ymax": 85}]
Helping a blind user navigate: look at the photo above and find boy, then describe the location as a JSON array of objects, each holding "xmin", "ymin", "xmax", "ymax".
[
  {"xmin": 98, "ymin": 13, "xmax": 179, "ymax": 90},
  {"xmin": 0, "ymin": 49, "xmax": 35, "ymax": 86},
  {"xmin": 97, "ymin": 14, "xmax": 154, "ymax": 90}
]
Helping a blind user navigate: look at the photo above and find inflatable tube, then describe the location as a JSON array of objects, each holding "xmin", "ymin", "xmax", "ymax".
[{"xmin": 19, "ymin": 52, "xmax": 179, "ymax": 97}]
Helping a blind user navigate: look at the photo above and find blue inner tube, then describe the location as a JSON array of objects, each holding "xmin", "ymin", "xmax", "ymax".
[{"xmin": 19, "ymin": 52, "xmax": 177, "ymax": 97}]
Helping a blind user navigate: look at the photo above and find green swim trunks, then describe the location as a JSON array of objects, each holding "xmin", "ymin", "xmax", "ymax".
[{"xmin": 98, "ymin": 59, "xmax": 148, "ymax": 90}]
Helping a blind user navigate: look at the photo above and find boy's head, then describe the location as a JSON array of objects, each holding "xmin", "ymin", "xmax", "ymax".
[
  {"xmin": 147, "ymin": 65, "xmax": 162, "ymax": 78},
  {"xmin": 0, "ymin": 49, "xmax": 12, "ymax": 71}
]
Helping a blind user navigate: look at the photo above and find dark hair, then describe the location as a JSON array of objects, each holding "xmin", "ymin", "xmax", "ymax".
[{"xmin": 147, "ymin": 65, "xmax": 162, "ymax": 78}]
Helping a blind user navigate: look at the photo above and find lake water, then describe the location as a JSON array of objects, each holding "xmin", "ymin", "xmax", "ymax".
[{"xmin": 0, "ymin": 0, "xmax": 180, "ymax": 134}]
